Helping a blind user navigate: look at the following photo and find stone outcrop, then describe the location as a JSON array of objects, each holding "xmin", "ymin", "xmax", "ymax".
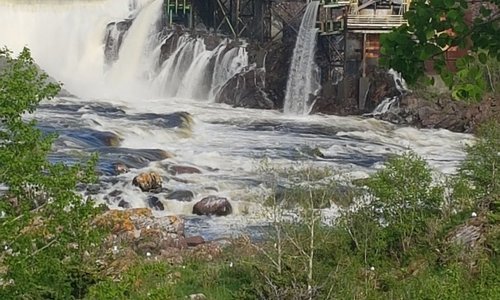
[
  {"xmin": 377, "ymin": 95, "xmax": 500, "ymax": 133},
  {"xmin": 95, "ymin": 208, "xmax": 206, "ymax": 253},
  {"xmin": 192, "ymin": 196, "xmax": 233, "ymax": 216},
  {"xmin": 94, "ymin": 208, "xmax": 213, "ymax": 269},
  {"xmin": 215, "ymin": 67, "xmax": 274, "ymax": 109},
  {"xmin": 132, "ymin": 171, "xmax": 163, "ymax": 192}
]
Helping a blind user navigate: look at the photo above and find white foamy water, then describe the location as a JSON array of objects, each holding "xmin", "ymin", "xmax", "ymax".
[
  {"xmin": 284, "ymin": 0, "xmax": 321, "ymax": 115},
  {"xmin": 0, "ymin": 0, "xmax": 474, "ymax": 238}
]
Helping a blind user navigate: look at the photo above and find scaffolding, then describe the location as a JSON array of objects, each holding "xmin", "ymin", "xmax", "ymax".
[
  {"xmin": 164, "ymin": 0, "xmax": 192, "ymax": 27},
  {"xmin": 212, "ymin": 0, "xmax": 260, "ymax": 40},
  {"xmin": 347, "ymin": 0, "xmax": 411, "ymax": 32}
]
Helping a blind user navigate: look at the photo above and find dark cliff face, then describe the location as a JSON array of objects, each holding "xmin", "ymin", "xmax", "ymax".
[
  {"xmin": 215, "ymin": 67, "xmax": 275, "ymax": 109},
  {"xmin": 104, "ymin": 19, "xmax": 133, "ymax": 65}
]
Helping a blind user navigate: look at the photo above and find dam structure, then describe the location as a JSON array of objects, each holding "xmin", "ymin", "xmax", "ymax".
[{"xmin": 165, "ymin": 0, "xmax": 411, "ymax": 111}]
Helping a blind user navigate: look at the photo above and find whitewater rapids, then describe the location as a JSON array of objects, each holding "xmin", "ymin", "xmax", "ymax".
[{"xmin": 0, "ymin": 0, "xmax": 473, "ymax": 238}]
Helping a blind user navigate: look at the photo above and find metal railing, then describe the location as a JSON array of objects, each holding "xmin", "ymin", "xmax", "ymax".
[{"xmin": 348, "ymin": 14, "xmax": 407, "ymax": 28}]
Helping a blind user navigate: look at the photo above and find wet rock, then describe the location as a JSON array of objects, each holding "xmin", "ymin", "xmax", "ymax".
[
  {"xmin": 192, "ymin": 196, "xmax": 233, "ymax": 216},
  {"xmin": 118, "ymin": 199, "xmax": 131, "ymax": 209},
  {"xmin": 113, "ymin": 162, "xmax": 129, "ymax": 174},
  {"xmin": 100, "ymin": 148, "xmax": 175, "ymax": 170},
  {"xmin": 147, "ymin": 195, "xmax": 165, "ymax": 211},
  {"xmin": 168, "ymin": 165, "xmax": 201, "ymax": 175},
  {"xmin": 132, "ymin": 171, "xmax": 163, "ymax": 192},
  {"xmin": 185, "ymin": 235, "xmax": 205, "ymax": 247},
  {"xmin": 166, "ymin": 190, "xmax": 195, "ymax": 202},
  {"xmin": 149, "ymin": 187, "xmax": 171, "ymax": 194},
  {"xmin": 215, "ymin": 67, "xmax": 274, "ymax": 109},
  {"xmin": 99, "ymin": 131, "xmax": 122, "ymax": 147},
  {"xmin": 86, "ymin": 184, "xmax": 101, "ymax": 195},
  {"xmin": 377, "ymin": 95, "xmax": 500, "ymax": 133},
  {"xmin": 108, "ymin": 190, "xmax": 123, "ymax": 197},
  {"xmin": 132, "ymin": 111, "xmax": 193, "ymax": 130}
]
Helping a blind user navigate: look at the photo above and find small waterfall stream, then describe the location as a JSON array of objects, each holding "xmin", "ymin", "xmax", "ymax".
[
  {"xmin": 283, "ymin": 0, "xmax": 321, "ymax": 115},
  {"xmin": 371, "ymin": 69, "xmax": 408, "ymax": 115}
]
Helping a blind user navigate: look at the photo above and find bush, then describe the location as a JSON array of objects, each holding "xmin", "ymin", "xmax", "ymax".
[
  {"xmin": 0, "ymin": 47, "xmax": 104, "ymax": 299},
  {"xmin": 363, "ymin": 152, "xmax": 444, "ymax": 258}
]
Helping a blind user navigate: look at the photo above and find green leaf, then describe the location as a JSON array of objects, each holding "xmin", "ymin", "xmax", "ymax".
[
  {"xmin": 480, "ymin": 6, "xmax": 492, "ymax": 17},
  {"xmin": 446, "ymin": 10, "xmax": 460, "ymax": 21},
  {"xmin": 444, "ymin": 0, "xmax": 455, "ymax": 8},
  {"xmin": 478, "ymin": 52, "xmax": 488, "ymax": 64}
]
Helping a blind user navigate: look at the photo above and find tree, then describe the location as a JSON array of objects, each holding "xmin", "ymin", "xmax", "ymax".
[
  {"xmin": 380, "ymin": 0, "xmax": 500, "ymax": 101},
  {"xmin": 0, "ymin": 47, "xmax": 103, "ymax": 299}
]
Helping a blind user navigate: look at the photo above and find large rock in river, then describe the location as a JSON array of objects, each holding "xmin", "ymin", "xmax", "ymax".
[
  {"xmin": 192, "ymin": 196, "xmax": 232, "ymax": 216},
  {"xmin": 132, "ymin": 171, "xmax": 163, "ymax": 192}
]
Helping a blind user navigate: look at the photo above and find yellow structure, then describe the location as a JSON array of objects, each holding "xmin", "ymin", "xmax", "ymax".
[
  {"xmin": 318, "ymin": 0, "xmax": 412, "ymax": 34},
  {"xmin": 347, "ymin": 0, "xmax": 411, "ymax": 32}
]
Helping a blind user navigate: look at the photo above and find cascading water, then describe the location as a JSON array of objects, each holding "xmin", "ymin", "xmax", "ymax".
[
  {"xmin": 283, "ymin": 0, "xmax": 321, "ymax": 115},
  {"xmin": 0, "ymin": 0, "xmax": 473, "ymax": 238},
  {"xmin": 0, "ymin": 0, "xmax": 248, "ymax": 101},
  {"xmin": 153, "ymin": 37, "xmax": 249, "ymax": 100},
  {"xmin": 371, "ymin": 69, "xmax": 408, "ymax": 115}
]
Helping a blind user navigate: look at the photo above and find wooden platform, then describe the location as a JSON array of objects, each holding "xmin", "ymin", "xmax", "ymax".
[{"xmin": 347, "ymin": 14, "xmax": 407, "ymax": 32}]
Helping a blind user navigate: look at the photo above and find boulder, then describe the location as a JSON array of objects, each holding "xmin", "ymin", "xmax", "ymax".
[
  {"xmin": 185, "ymin": 235, "xmax": 205, "ymax": 247},
  {"xmin": 113, "ymin": 162, "xmax": 129, "ymax": 174},
  {"xmin": 147, "ymin": 195, "xmax": 165, "ymax": 211},
  {"xmin": 118, "ymin": 199, "xmax": 131, "ymax": 209},
  {"xmin": 192, "ymin": 196, "xmax": 232, "ymax": 216},
  {"xmin": 132, "ymin": 171, "xmax": 163, "ymax": 192}
]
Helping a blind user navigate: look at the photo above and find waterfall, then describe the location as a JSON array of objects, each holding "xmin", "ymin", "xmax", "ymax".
[
  {"xmin": 209, "ymin": 46, "xmax": 249, "ymax": 101},
  {"xmin": 152, "ymin": 37, "xmax": 249, "ymax": 100},
  {"xmin": 371, "ymin": 97, "xmax": 398, "ymax": 115},
  {"xmin": 283, "ymin": 0, "xmax": 321, "ymax": 115},
  {"xmin": 0, "ymin": 0, "xmax": 249, "ymax": 101},
  {"xmin": 106, "ymin": 0, "xmax": 164, "ymax": 88},
  {"xmin": 371, "ymin": 69, "xmax": 409, "ymax": 115}
]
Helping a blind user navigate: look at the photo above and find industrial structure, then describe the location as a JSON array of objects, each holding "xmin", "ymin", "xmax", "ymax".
[{"xmin": 163, "ymin": 0, "xmax": 412, "ymax": 108}]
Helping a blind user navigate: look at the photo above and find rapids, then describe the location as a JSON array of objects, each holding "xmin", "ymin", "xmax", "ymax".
[{"xmin": 0, "ymin": 0, "xmax": 473, "ymax": 238}]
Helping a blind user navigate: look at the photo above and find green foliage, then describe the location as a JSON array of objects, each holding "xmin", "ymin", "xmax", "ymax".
[
  {"xmin": 86, "ymin": 258, "xmax": 257, "ymax": 299},
  {"xmin": 364, "ymin": 152, "xmax": 444, "ymax": 257},
  {"xmin": 460, "ymin": 120, "xmax": 500, "ymax": 198},
  {"xmin": 380, "ymin": 0, "xmax": 500, "ymax": 101},
  {"xmin": 0, "ymin": 47, "xmax": 104, "ymax": 299}
]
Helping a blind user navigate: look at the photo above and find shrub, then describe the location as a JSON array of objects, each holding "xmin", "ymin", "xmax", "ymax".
[
  {"xmin": 0, "ymin": 47, "xmax": 104, "ymax": 299},
  {"xmin": 363, "ymin": 152, "xmax": 444, "ymax": 258}
]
